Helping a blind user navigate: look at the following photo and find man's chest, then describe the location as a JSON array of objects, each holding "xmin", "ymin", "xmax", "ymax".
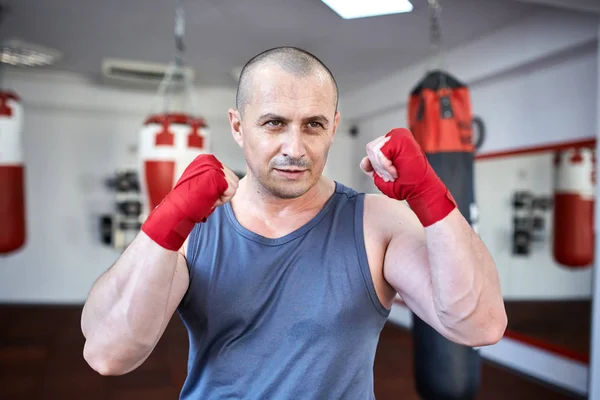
[{"xmin": 189, "ymin": 237, "xmax": 370, "ymax": 328}]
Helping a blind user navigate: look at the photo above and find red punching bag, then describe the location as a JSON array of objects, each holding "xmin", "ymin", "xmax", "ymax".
[
  {"xmin": 553, "ymin": 147, "xmax": 595, "ymax": 268},
  {"xmin": 138, "ymin": 113, "xmax": 209, "ymax": 214},
  {"xmin": 0, "ymin": 91, "xmax": 26, "ymax": 254}
]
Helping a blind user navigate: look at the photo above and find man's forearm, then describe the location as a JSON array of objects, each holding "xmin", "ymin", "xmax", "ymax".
[
  {"xmin": 425, "ymin": 208, "xmax": 507, "ymax": 345},
  {"xmin": 81, "ymin": 232, "xmax": 181, "ymax": 374}
]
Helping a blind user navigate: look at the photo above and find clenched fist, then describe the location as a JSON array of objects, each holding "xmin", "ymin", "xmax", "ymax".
[
  {"xmin": 360, "ymin": 128, "xmax": 456, "ymax": 227},
  {"xmin": 142, "ymin": 154, "xmax": 238, "ymax": 250}
]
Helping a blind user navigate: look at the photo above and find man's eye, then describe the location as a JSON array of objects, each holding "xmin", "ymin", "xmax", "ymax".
[
  {"xmin": 267, "ymin": 120, "xmax": 282, "ymax": 127},
  {"xmin": 308, "ymin": 122, "xmax": 323, "ymax": 129}
]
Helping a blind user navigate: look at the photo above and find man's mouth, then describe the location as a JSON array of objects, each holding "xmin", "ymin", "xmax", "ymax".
[{"xmin": 274, "ymin": 168, "xmax": 307, "ymax": 178}]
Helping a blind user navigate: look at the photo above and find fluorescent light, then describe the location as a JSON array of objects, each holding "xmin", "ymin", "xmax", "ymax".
[
  {"xmin": 0, "ymin": 38, "xmax": 62, "ymax": 67},
  {"xmin": 321, "ymin": 0, "xmax": 413, "ymax": 19}
]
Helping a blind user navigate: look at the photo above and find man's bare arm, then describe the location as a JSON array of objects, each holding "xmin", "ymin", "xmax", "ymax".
[
  {"xmin": 80, "ymin": 155, "xmax": 237, "ymax": 376},
  {"xmin": 375, "ymin": 196, "xmax": 507, "ymax": 347},
  {"xmin": 360, "ymin": 129, "xmax": 506, "ymax": 347},
  {"xmin": 81, "ymin": 232, "xmax": 189, "ymax": 375}
]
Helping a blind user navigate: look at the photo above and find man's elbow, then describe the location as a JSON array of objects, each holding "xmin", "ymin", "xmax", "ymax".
[
  {"xmin": 83, "ymin": 341, "xmax": 137, "ymax": 376},
  {"xmin": 464, "ymin": 310, "xmax": 508, "ymax": 347},
  {"xmin": 442, "ymin": 305, "xmax": 508, "ymax": 347}
]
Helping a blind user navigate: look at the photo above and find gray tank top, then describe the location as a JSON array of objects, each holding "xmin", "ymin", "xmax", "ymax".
[{"xmin": 177, "ymin": 182, "xmax": 391, "ymax": 399}]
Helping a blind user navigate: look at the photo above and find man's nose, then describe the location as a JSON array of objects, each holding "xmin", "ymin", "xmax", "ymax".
[{"xmin": 281, "ymin": 128, "xmax": 306, "ymax": 160}]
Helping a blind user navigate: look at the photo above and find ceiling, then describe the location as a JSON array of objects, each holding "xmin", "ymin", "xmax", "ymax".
[{"xmin": 0, "ymin": 0, "xmax": 586, "ymax": 93}]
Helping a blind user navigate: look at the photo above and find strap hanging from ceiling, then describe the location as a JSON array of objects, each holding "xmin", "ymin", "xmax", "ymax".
[
  {"xmin": 156, "ymin": 0, "xmax": 198, "ymax": 115},
  {"xmin": 0, "ymin": 2, "xmax": 10, "ymax": 88},
  {"xmin": 174, "ymin": 0, "xmax": 185, "ymax": 67},
  {"xmin": 428, "ymin": 0, "xmax": 442, "ymax": 57},
  {"xmin": 427, "ymin": 0, "xmax": 447, "ymax": 86}
]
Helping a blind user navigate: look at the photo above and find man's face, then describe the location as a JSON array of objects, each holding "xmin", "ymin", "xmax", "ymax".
[{"xmin": 231, "ymin": 65, "xmax": 340, "ymax": 199}]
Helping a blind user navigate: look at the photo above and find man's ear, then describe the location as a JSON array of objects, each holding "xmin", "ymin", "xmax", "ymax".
[{"xmin": 228, "ymin": 108, "xmax": 243, "ymax": 148}]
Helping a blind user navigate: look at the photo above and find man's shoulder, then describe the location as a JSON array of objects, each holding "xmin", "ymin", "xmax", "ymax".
[{"xmin": 363, "ymin": 193, "xmax": 421, "ymax": 237}]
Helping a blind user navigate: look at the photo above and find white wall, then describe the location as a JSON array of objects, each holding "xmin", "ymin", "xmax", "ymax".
[
  {"xmin": 324, "ymin": 120, "xmax": 360, "ymax": 188},
  {"xmin": 0, "ymin": 69, "xmax": 240, "ymax": 304},
  {"xmin": 472, "ymin": 43, "xmax": 597, "ymax": 154},
  {"xmin": 351, "ymin": 16, "xmax": 598, "ymax": 300}
]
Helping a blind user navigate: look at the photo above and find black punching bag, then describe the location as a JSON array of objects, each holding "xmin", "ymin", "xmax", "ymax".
[{"xmin": 407, "ymin": 70, "xmax": 481, "ymax": 399}]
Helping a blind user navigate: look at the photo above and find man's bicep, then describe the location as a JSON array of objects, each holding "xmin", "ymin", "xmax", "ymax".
[{"xmin": 382, "ymin": 208, "xmax": 453, "ymax": 339}]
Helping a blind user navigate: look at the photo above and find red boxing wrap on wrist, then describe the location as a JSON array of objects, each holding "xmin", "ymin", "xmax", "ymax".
[
  {"xmin": 141, "ymin": 154, "xmax": 228, "ymax": 251},
  {"xmin": 373, "ymin": 128, "xmax": 457, "ymax": 227}
]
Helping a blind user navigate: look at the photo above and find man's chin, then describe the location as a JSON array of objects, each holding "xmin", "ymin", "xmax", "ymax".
[{"xmin": 265, "ymin": 177, "xmax": 314, "ymax": 199}]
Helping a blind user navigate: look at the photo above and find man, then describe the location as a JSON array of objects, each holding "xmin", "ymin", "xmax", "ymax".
[{"xmin": 81, "ymin": 47, "xmax": 506, "ymax": 398}]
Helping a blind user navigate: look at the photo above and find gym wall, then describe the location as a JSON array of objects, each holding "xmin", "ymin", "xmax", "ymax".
[
  {"xmin": 353, "ymin": 26, "xmax": 598, "ymax": 300},
  {"xmin": 322, "ymin": 121, "xmax": 356, "ymax": 188}
]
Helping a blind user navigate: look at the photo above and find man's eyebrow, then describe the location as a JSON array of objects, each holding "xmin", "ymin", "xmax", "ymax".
[
  {"xmin": 306, "ymin": 115, "xmax": 330, "ymax": 124},
  {"xmin": 256, "ymin": 113, "xmax": 330, "ymax": 125},
  {"xmin": 257, "ymin": 113, "xmax": 290, "ymax": 123}
]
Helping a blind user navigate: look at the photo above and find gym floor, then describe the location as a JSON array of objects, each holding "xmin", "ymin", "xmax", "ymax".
[{"xmin": 0, "ymin": 305, "xmax": 581, "ymax": 399}]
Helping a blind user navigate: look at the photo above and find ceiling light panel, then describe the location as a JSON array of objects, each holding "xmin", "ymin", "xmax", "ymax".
[{"xmin": 321, "ymin": 0, "xmax": 414, "ymax": 19}]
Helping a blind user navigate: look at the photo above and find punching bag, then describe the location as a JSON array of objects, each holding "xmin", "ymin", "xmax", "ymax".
[
  {"xmin": 408, "ymin": 70, "xmax": 481, "ymax": 399},
  {"xmin": 553, "ymin": 147, "xmax": 595, "ymax": 267},
  {"xmin": 138, "ymin": 113, "xmax": 209, "ymax": 214},
  {"xmin": 0, "ymin": 91, "xmax": 26, "ymax": 254}
]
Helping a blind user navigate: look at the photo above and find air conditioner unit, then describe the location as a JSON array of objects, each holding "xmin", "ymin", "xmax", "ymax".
[{"xmin": 101, "ymin": 58, "xmax": 196, "ymax": 87}]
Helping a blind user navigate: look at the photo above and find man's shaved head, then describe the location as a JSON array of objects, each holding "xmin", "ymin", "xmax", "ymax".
[{"xmin": 235, "ymin": 46, "xmax": 339, "ymax": 117}]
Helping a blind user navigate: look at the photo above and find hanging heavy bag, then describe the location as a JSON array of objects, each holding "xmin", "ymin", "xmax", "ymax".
[
  {"xmin": 552, "ymin": 147, "xmax": 595, "ymax": 268},
  {"xmin": 0, "ymin": 91, "xmax": 26, "ymax": 254},
  {"xmin": 139, "ymin": 113, "xmax": 209, "ymax": 214},
  {"xmin": 407, "ymin": 70, "xmax": 481, "ymax": 400}
]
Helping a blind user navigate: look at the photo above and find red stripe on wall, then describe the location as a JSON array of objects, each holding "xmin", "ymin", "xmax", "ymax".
[
  {"xmin": 475, "ymin": 138, "xmax": 596, "ymax": 160},
  {"xmin": 391, "ymin": 299, "xmax": 589, "ymax": 364},
  {"xmin": 502, "ymin": 330, "xmax": 590, "ymax": 364}
]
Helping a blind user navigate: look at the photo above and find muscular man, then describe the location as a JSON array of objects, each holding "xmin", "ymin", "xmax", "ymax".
[{"xmin": 81, "ymin": 47, "xmax": 507, "ymax": 398}]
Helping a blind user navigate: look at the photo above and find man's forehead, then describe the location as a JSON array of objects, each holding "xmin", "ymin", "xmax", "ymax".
[{"xmin": 248, "ymin": 67, "xmax": 335, "ymax": 107}]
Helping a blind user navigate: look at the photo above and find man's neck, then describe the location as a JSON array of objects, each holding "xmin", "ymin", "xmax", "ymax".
[{"xmin": 235, "ymin": 175, "xmax": 335, "ymax": 220}]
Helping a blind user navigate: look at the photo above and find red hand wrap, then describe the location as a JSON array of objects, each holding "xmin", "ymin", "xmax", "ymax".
[
  {"xmin": 373, "ymin": 128, "xmax": 457, "ymax": 227},
  {"xmin": 141, "ymin": 154, "xmax": 228, "ymax": 250}
]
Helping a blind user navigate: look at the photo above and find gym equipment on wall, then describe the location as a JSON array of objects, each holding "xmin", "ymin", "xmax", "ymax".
[
  {"xmin": 553, "ymin": 146, "xmax": 595, "ymax": 268},
  {"xmin": 100, "ymin": 170, "xmax": 143, "ymax": 250},
  {"xmin": 511, "ymin": 191, "xmax": 552, "ymax": 256},
  {"xmin": 138, "ymin": 0, "xmax": 210, "ymax": 217},
  {"xmin": 408, "ymin": 1, "xmax": 481, "ymax": 398}
]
